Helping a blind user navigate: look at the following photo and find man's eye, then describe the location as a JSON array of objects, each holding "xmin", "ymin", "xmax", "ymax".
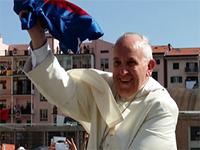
[
  {"xmin": 114, "ymin": 61, "xmax": 121, "ymax": 66},
  {"xmin": 128, "ymin": 61, "xmax": 136, "ymax": 66}
]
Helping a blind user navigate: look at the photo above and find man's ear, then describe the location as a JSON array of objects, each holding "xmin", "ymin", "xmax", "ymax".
[{"xmin": 147, "ymin": 59, "xmax": 155, "ymax": 77}]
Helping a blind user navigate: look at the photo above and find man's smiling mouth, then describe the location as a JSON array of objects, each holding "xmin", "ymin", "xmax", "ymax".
[{"xmin": 120, "ymin": 78, "xmax": 132, "ymax": 82}]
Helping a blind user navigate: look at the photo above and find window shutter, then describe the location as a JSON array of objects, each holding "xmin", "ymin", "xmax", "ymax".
[
  {"xmin": 179, "ymin": 77, "xmax": 182, "ymax": 83},
  {"xmin": 171, "ymin": 77, "xmax": 174, "ymax": 83},
  {"xmin": 186, "ymin": 62, "xmax": 189, "ymax": 67}
]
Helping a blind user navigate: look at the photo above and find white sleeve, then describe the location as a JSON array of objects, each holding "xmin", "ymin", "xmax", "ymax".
[{"xmin": 29, "ymin": 41, "xmax": 51, "ymax": 69}]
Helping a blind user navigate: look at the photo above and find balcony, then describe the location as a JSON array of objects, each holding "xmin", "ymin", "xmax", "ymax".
[
  {"xmin": 185, "ymin": 77, "xmax": 199, "ymax": 89},
  {"xmin": 13, "ymin": 70, "xmax": 25, "ymax": 75},
  {"xmin": 185, "ymin": 67, "xmax": 198, "ymax": 73},
  {"xmin": 0, "ymin": 89, "xmax": 32, "ymax": 95},
  {"xmin": 14, "ymin": 109, "xmax": 33, "ymax": 116},
  {"xmin": 0, "ymin": 70, "xmax": 25, "ymax": 76},
  {"xmin": 13, "ymin": 90, "xmax": 32, "ymax": 95}
]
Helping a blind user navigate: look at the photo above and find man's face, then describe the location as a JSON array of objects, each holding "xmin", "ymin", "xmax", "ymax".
[{"xmin": 113, "ymin": 35, "xmax": 153, "ymax": 98}]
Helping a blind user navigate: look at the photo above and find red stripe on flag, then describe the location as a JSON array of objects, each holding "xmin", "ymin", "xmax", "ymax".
[
  {"xmin": 43, "ymin": 0, "xmax": 90, "ymax": 16},
  {"xmin": 0, "ymin": 109, "xmax": 9, "ymax": 120}
]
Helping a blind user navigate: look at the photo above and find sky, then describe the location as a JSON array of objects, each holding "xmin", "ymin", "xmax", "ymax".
[{"xmin": 0, "ymin": 0, "xmax": 200, "ymax": 48}]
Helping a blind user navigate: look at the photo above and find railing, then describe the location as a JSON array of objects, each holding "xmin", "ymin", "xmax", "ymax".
[
  {"xmin": 0, "ymin": 70, "xmax": 13, "ymax": 76},
  {"xmin": 13, "ymin": 90, "xmax": 32, "ymax": 95},
  {"xmin": 12, "ymin": 70, "xmax": 25, "ymax": 75},
  {"xmin": 185, "ymin": 67, "xmax": 198, "ymax": 73},
  {"xmin": 0, "ymin": 70, "xmax": 25, "ymax": 76},
  {"xmin": 0, "ymin": 124, "xmax": 85, "ymax": 150},
  {"xmin": 0, "ymin": 90, "xmax": 33, "ymax": 95}
]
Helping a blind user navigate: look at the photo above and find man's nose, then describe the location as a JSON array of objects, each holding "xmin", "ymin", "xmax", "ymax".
[{"xmin": 119, "ymin": 64, "xmax": 129, "ymax": 75}]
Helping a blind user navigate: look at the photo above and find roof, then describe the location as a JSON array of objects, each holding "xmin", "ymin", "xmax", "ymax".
[
  {"xmin": 152, "ymin": 45, "xmax": 169, "ymax": 54},
  {"xmin": 166, "ymin": 47, "xmax": 200, "ymax": 56},
  {"xmin": 167, "ymin": 88, "xmax": 200, "ymax": 111}
]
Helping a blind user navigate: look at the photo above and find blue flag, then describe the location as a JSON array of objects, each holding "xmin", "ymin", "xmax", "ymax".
[{"xmin": 14, "ymin": 0, "xmax": 104, "ymax": 54}]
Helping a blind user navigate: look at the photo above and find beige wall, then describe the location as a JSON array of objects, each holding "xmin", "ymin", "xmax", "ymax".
[
  {"xmin": 153, "ymin": 56, "xmax": 165, "ymax": 86},
  {"xmin": 81, "ymin": 40, "xmax": 114, "ymax": 72},
  {"xmin": 167, "ymin": 58, "xmax": 199, "ymax": 89}
]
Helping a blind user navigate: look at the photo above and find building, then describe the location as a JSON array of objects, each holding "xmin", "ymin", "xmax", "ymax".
[
  {"xmin": 154, "ymin": 46, "xmax": 200, "ymax": 150},
  {"xmin": 0, "ymin": 34, "xmax": 200, "ymax": 149},
  {"xmin": 165, "ymin": 47, "xmax": 200, "ymax": 90},
  {"xmin": 0, "ymin": 34, "xmax": 114, "ymax": 148},
  {"xmin": 152, "ymin": 44, "xmax": 172, "ymax": 87},
  {"xmin": 0, "ymin": 35, "xmax": 8, "ymax": 56},
  {"xmin": 0, "ymin": 34, "xmax": 115, "ymax": 125}
]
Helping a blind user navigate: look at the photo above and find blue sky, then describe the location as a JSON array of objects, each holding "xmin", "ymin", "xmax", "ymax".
[{"xmin": 0, "ymin": 0, "xmax": 199, "ymax": 48}]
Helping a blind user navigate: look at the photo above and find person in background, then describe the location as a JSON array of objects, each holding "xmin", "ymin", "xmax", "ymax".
[
  {"xmin": 84, "ymin": 132, "xmax": 89, "ymax": 150},
  {"xmin": 18, "ymin": 10, "xmax": 179, "ymax": 149},
  {"xmin": 48, "ymin": 138, "xmax": 77, "ymax": 150}
]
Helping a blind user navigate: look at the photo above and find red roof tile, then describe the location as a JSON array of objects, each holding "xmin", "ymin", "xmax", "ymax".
[
  {"xmin": 152, "ymin": 45, "xmax": 169, "ymax": 53},
  {"xmin": 166, "ymin": 48, "xmax": 200, "ymax": 56}
]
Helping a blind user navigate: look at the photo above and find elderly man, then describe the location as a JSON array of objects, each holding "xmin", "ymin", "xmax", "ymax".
[{"xmin": 20, "ymin": 10, "xmax": 178, "ymax": 149}]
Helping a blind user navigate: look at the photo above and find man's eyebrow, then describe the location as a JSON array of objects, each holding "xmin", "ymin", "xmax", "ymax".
[
  {"xmin": 113, "ymin": 57, "xmax": 119, "ymax": 60},
  {"xmin": 128, "ymin": 57, "xmax": 136, "ymax": 61}
]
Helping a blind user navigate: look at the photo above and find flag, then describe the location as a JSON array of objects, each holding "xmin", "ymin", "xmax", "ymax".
[
  {"xmin": 0, "ymin": 109, "xmax": 9, "ymax": 120},
  {"xmin": 13, "ymin": 0, "xmax": 104, "ymax": 54}
]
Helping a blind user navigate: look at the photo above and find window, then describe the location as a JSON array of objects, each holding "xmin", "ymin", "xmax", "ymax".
[
  {"xmin": 0, "ymin": 80, "xmax": 6, "ymax": 89},
  {"xmin": 101, "ymin": 58, "xmax": 109, "ymax": 70},
  {"xmin": 9, "ymin": 51, "xmax": 13, "ymax": 56},
  {"xmin": 24, "ymin": 50, "xmax": 28, "ymax": 55},
  {"xmin": 0, "ymin": 100, "xmax": 6, "ymax": 109},
  {"xmin": 186, "ymin": 62, "xmax": 198, "ymax": 72},
  {"xmin": 53, "ymin": 106, "xmax": 57, "ymax": 114},
  {"xmin": 40, "ymin": 94, "xmax": 47, "ymax": 101},
  {"xmin": 0, "ymin": 61, "xmax": 7, "ymax": 67},
  {"xmin": 152, "ymin": 72, "xmax": 158, "ymax": 81},
  {"xmin": 57, "ymin": 55, "xmax": 72, "ymax": 70},
  {"xmin": 191, "ymin": 126, "xmax": 200, "ymax": 141},
  {"xmin": 100, "ymin": 50, "xmax": 109, "ymax": 53},
  {"xmin": 40, "ymin": 109, "xmax": 48, "ymax": 121},
  {"xmin": 171, "ymin": 76, "xmax": 182, "ymax": 83},
  {"xmin": 13, "ymin": 77, "xmax": 31, "ymax": 94},
  {"xmin": 155, "ymin": 59, "xmax": 160, "ymax": 65},
  {"xmin": 72, "ymin": 55, "xmax": 91, "ymax": 69},
  {"xmin": 173, "ymin": 63, "xmax": 179, "ymax": 69}
]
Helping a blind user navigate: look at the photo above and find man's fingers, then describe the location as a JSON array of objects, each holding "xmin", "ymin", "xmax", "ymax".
[
  {"xmin": 67, "ymin": 139, "xmax": 72, "ymax": 145},
  {"xmin": 18, "ymin": 10, "xmax": 29, "ymax": 19},
  {"xmin": 71, "ymin": 138, "xmax": 77, "ymax": 149}
]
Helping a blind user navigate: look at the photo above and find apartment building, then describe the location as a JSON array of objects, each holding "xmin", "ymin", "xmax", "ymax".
[
  {"xmin": 152, "ymin": 44, "xmax": 172, "ymax": 87},
  {"xmin": 0, "ymin": 34, "xmax": 115, "ymax": 125},
  {"xmin": 164, "ymin": 47, "xmax": 200, "ymax": 150},
  {"xmin": 165, "ymin": 47, "xmax": 200, "ymax": 90}
]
